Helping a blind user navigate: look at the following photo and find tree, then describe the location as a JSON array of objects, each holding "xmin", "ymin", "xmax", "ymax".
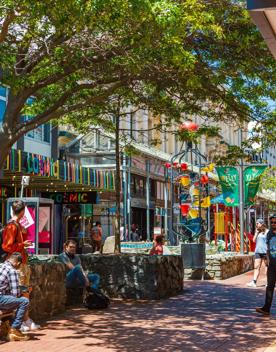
[
  {"xmin": 0, "ymin": 0, "xmax": 275, "ymax": 169},
  {"xmin": 64, "ymin": 89, "xmax": 167, "ymax": 253}
]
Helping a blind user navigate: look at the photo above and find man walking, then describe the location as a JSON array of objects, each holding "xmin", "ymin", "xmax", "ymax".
[
  {"xmin": 256, "ymin": 214, "xmax": 276, "ymax": 315},
  {"xmin": 0, "ymin": 252, "xmax": 30, "ymax": 341}
]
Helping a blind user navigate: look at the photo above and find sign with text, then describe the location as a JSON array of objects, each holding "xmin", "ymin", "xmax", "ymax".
[
  {"xmin": 216, "ymin": 166, "xmax": 239, "ymax": 206},
  {"xmin": 41, "ymin": 192, "xmax": 97, "ymax": 204},
  {"xmin": 244, "ymin": 166, "xmax": 267, "ymax": 205}
]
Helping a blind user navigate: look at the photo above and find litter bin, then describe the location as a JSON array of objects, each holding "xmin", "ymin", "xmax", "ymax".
[{"xmin": 181, "ymin": 243, "xmax": 205, "ymax": 269}]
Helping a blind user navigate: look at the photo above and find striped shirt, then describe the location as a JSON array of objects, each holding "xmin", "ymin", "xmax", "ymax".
[{"xmin": 0, "ymin": 261, "xmax": 20, "ymax": 297}]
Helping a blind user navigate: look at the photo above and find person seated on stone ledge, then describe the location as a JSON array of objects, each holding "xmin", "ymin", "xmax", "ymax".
[
  {"xmin": 150, "ymin": 235, "xmax": 171, "ymax": 255},
  {"xmin": 0, "ymin": 252, "xmax": 30, "ymax": 341},
  {"xmin": 58, "ymin": 240, "xmax": 100, "ymax": 290}
]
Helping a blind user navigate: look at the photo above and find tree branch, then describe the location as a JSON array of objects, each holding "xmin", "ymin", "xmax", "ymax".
[{"xmin": 0, "ymin": 10, "xmax": 16, "ymax": 43}]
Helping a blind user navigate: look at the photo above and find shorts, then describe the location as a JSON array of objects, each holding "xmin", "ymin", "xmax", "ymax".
[{"xmin": 255, "ymin": 253, "xmax": 267, "ymax": 260}]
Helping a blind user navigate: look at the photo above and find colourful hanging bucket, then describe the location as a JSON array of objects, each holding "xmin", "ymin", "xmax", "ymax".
[
  {"xmin": 180, "ymin": 176, "xmax": 190, "ymax": 187},
  {"xmin": 180, "ymin": 204, "xmax": 190, "ymax": 216}
]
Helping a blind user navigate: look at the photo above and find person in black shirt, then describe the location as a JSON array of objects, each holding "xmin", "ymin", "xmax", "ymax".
[{"xmin": 256, "ymin": 214, "xmax": 276, "ymax": 315}]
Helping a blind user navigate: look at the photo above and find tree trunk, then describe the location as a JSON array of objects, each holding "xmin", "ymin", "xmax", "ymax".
[
  {"xmin": 114, "ymin": 114, "xmax": 121, "ymax": 253},
  {"xmin": 0, "ymin": 132, "xmax": 13, "ymax": 170}
]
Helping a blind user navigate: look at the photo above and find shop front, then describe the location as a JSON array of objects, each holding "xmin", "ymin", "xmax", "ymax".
[{"xmin": 0, "ymin": 149, "xmax": 115, "ymax": 254}]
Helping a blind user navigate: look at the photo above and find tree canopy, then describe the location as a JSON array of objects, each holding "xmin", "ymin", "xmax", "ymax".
[{"xmin": 0, "ymin": 0, "xmax": 275, "ymax": 167}]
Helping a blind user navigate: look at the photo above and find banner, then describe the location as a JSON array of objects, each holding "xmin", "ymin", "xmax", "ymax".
[
  {"xmin": 216, "ymin": 167, "xmax": 239, "ymax": 206},
  {"xmin": 244, "ymin": 166, "xmax": 267, "ymax": 205}
]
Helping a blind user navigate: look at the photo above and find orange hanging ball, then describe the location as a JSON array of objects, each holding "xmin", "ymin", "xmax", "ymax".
[{"xmin": 180, "ymin": 121, "xmax": 199, "ymax": 132}]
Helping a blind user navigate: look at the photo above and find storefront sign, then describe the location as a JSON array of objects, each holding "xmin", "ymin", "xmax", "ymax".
[
  {"xmin": 4, "ymin": 149, "xmax": 115, "ymax": 191},
  {"xmin": 244, "ymin": 166, "xmax": 267, "ymax": 205},
  {"xmin": 27, "ymin": 155, "xmax": 59, "ymax": 177},
  {"xmin": 41, "ymin": 192, "xmax": 97, "ymax": 204},
  {"xmin": 216, "ymin": 167, "xmax": 239, "ymax": 206}
]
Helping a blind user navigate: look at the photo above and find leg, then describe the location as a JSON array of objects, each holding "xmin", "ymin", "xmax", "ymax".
[
  {"xmin": 0, "ymin": 295, "xmax": 29, "ymax": 329},
  {"xmin": 253, "ymin": 258, "xmax": 262, "ymax": 282},
  {"xmin": 263, "ymin": 266, "xmax": 276, "ymax": 312},
  {"xmin": 87, "ymin": 273, "xmax": 100, "ymax": 289},
  {"xmin": 66, "ymin": 265, "xmax": 87, "ymax": 288}
]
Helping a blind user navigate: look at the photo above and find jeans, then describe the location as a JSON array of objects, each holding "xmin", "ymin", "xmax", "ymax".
[
  {"xmin": 0, "ymin": 295, "xmax": 29, "ymax": 329},
  {"xmin": 263, "ymin": 265, "xmax": 276, "ymax": 312},
  {"xmin": 66, "ymin": 265, "xmax": 100, "ymax": 289}
]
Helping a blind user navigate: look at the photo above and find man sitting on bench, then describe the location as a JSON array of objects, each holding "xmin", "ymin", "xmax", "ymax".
[
  {"xmin": 0, "ymin": 252, "xmax": 30, "ymax": 341},
  {"xmin": 58, "ymin": 240, "xmax": 100, "ymax": 290}
]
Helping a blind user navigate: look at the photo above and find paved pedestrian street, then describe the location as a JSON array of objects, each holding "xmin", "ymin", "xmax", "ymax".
[{"xmin": 1, "ymin": 270, "xmax": 275, "ymax": 352}]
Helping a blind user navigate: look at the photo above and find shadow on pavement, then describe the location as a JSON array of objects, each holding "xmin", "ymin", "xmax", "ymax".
[{"xmin": 41, "ymin": 280, "xmax": 275, "ymax": 352}]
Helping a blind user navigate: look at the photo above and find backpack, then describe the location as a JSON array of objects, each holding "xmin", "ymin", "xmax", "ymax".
[
  {"xmin": 0, "ymin": 221, "xmax": 19, "ymax": 261},
  {"xmin": 84, "ymin": 288, "xmax": 110, "ymax": 309}
]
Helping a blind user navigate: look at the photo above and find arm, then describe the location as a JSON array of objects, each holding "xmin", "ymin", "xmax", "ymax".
[
  {"xmin": 2, "ymin": 224, "xmax": 24, "ymax": 253},
  {"xmin": 8, "ymin": 269, "xmax": 20, "ymax": 297},
  {"xmin": 58, "ymin": 253, "xmax": 74, "ymax": 270},
  {"xmin": 253, "ymin": 230, "xmax": 258, "ymax": 243}
]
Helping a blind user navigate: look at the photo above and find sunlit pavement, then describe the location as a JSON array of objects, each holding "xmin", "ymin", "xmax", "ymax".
[{"xmin": 1, "ymin": 269, "xmax": 275, "ymax": 352}]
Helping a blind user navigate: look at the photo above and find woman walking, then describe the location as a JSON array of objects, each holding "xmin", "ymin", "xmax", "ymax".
[{"xmin": 247, "ymin": 219, "xmax": 269, "ymax": 288}]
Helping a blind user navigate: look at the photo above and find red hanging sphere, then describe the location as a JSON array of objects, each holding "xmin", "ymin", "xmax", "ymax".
[
  {"xmin": 200, "ymin": 175, "xmax": 209, "ymax": 184},
  {"xmin": 172, "ymin": 161, "xmax": 178, "ymax": 167},
  {"xmin": 180, "ymin": 163, "xmax": 188, "ymax": 171},
  {"xmin": 165, "ymin": 162, "xmax": 171, "ymax": 168},
  {"xmin": 180, "ymin": 121, "xmax": 199, "ymax": 132}
]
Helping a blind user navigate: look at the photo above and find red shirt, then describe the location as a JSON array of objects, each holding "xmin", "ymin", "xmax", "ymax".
[
  {"xmin": 2, "ymin": 221, "xmax": 28, "ymax": 264},
  {"xmin": 150, "ymin": 244, "xmax": 163, "ymax": 255}
]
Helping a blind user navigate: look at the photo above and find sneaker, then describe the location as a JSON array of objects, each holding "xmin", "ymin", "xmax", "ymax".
[
  {"xmin": 7, "ymin": 328, "xmax": 30, "ymax": 341},
  {"xmin": 22, "ymin": 319, "xmax": 41, "ymax": 331},
  {"xmin": 256, "ymin": 307, "xmax": 270, "ymax": 316},
  {"xmin": 247, "ymin": 281, "xmax": 257, "ymax": 287}
]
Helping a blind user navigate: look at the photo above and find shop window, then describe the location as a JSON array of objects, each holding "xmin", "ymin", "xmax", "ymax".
[
  {"xmin": 131, "ymin": 175, "xmax": 146, "ymax": 198},
  {"xmin": 0, "ymin": 99, "xmax": 6, "ymax": 123},
  {"xmin": 0, "ymin": 86, "xmax": 7, "ymax": 124}
]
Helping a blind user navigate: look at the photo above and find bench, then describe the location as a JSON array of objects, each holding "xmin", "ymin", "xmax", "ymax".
[{"xmin": 0, "ymin": 310, "xmax": 14, "ymax": 339}]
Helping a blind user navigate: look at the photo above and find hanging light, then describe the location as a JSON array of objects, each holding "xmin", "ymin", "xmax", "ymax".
[{"xmin": 180, "ymin": 121, "xmax": 199, "ymax": 132}]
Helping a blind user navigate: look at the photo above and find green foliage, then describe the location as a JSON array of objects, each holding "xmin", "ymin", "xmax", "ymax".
[
  {"xmin": 260, "ymin": 166, "xmax": 276, "ymax": 191},
  {"xmin": 0, "ymin": 0, "xmax": 275, "ymax": 162},
  {"xmin": 177, "ymin": 125, "xmax": 220, "ymax": 144}
]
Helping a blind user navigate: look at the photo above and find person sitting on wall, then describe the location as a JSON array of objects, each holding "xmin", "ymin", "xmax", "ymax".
[
  {"xmin": 149, "ymin": 235, "xmax": 171, "ymax": 255},
  {"xmin": 2, "ymin": 200, "xmax": 40, "ymax": 332},
  {"xmin": 58, "ymin": 240, "xmax": 100, "ymax": 290},
  {"xmin": 0, "ymin": 252, "xmax": 30, "ymax": 341}
]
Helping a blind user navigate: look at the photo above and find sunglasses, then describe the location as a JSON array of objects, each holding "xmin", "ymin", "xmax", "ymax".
[{"xmin": 271, "ymin": 221, "xmax": 276, "ymax": 224}]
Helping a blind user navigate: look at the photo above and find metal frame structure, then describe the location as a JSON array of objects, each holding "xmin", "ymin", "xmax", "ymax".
[{"xmin": 169, "ymin": 142, "xmax": 210, "ymax": 245}]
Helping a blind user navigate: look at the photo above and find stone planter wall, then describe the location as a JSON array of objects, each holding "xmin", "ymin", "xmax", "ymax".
[
  {"xmin": 80, "ymin": 254, "xmax": 183, "ymax": 300},
  {"xmin": 27, "ymin": 254, "xmax": 183, "ymax": 320},
  {"xmin": 184, "ymin": 253, "xmax": 254, "ymax": 280},
  {"xmin": 29, "ymin": 262, "xmax": 66, "ymax": 321}
]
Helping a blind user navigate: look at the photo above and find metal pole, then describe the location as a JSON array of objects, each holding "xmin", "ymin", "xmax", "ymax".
[
  {"xmin": 146, "ymin": 160, "xmax": 151, "ymax": 241},
  {"xmin": 164, "ymin": 168, "xmax": 168, "ymax": 239},
  {"xmin": 127, "ymin": 157, "xmax": 132, "ymax": 240},
  {"xmin": 238, "ymin": 129, "xmax": 245, "ymax": 254},
  {"xmin": 122, "ymin": 154, "xmax": 127, "ymax": 241}
]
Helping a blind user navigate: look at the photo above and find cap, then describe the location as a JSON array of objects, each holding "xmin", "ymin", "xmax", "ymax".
[
  {"xmin": 269, "ymin": 214, "xmax": 276, "ymax": 220},
  {"xmin": 256, "ymin": 219, "xmax": 264, "ymax": 225}
]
